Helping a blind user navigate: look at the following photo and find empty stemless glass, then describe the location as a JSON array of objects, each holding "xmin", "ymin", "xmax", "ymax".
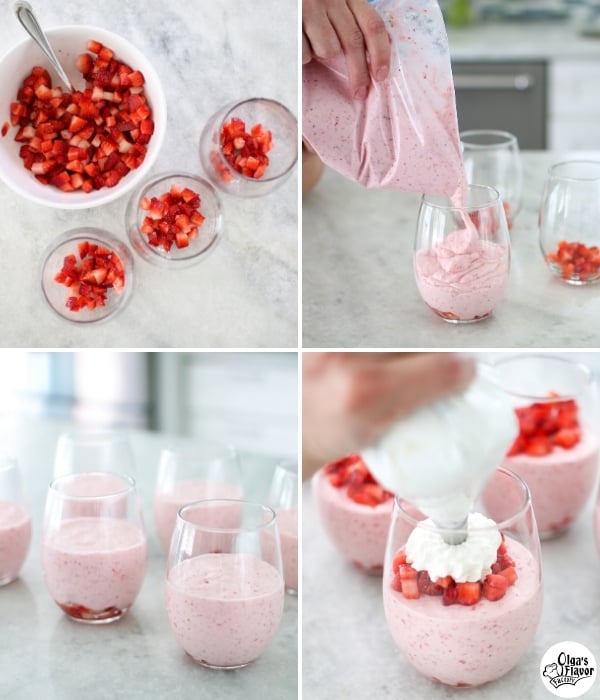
[
  {"xmin": 0, "ymin": 456, "xmax": 32, "ymax": 586},
  {"xmin": 496, "ymin": 354, "xmax": 599, "ymax": 539},
  {"xmin": 153, "ymin": 440, "xmax": 243, "ymax": 551},
  {"xmin": 165, "ymin": 499, "xmax": 285, "ymax": 668},
  {"xmin": 414, "ymin": 184, "xmax": 511, "ymax": 323},
  {"xmin": 42, "ymin": 472, "xmax": 147, "ymax": 623},
  {"xmin": 460, "ymin": 130, "xmax": 523, "ymax": 229},
  {"xmin": 268, "ymin": 461, "xmax": 298, "ymax": 594},
  {"xmin": 383, "ymin": 467, "xmax": 542, "ymax": 687},
  {"xmin": 539, "ymin": 161, "xmax": 600, "ymax": 285}
]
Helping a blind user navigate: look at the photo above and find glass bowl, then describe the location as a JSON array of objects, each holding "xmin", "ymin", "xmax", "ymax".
[
  {"xmin": 40, "ymin": 227, "xmax": 134, "ymax": 323},
  {"xmin": 126, "ymin": 172, "xmax": 222, "ymax": 268},
  {"xmin": 199, "ymin": 98, "xmax": 297, "ymax": 197}
]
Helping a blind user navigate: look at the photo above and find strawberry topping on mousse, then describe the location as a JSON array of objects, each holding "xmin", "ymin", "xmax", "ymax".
[{"xmin": 323, "ymin": 454, "xmax": 394, "ymax": 507}]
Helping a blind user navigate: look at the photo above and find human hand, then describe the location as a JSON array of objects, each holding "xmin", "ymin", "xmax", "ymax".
[
  {"xmin": 302, "ymin": 352, "xmax": 477, "ymax": 478},
  {"xmin": 302, "ymin": 0, "xmax": 391, "ymax": 100}
]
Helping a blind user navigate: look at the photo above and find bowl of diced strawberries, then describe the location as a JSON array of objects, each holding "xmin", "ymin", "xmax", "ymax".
[
  {"xmin": 199, "ymin": 97, "xmax": 297, "ymax": 198},
  {"xmin": 126, "ymin": 172, "xmax": 222, "ymax": 267},
  {"xmin": 41, "ymin": 227, "xmax": 134, "ymax": 323},
  {"xmin": 0, "ymin": 25, "xmax": 166, "ymax": 208}
]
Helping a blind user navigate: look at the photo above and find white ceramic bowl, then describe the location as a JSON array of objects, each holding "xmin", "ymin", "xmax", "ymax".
[{"xmin": 0, "ymin": 25, "xmax": 167, "ymax": 209}]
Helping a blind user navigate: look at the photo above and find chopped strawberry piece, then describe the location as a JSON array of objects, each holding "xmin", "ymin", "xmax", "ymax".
[
  {"xmin": 1, "ymin": 122, "xmax": 9, "ymax": 137},
  {"xmin": 392, "ymin": 550, "xmax": 407, "ymax": 574},
  {"xmin": 483, "ymin": 574, "xmax": 508, "ymax": 601},
  {"xmin": 399, "ymin": 564, "xmax": 419, "ymax": 600},
  {"xmin": 435, "ymin": 575, "xmax": 453, "ymax": 589},
  {"xmin": 508, "ymin": 396, "xmax": 582, "ymax": 457},
  {"xmin": 390, "ymin": 573, "xmax": 403, "ymax": 592},
  {"xmin": 456, "ymin": 581, "xmax": 481, "ymax": 606},
  {"xmin": 498, "ymin": 566, "xmax": 518, "ymax": 585},
  {"xmin": 553, "ymin": 428, "xmax": 581, "ymax": 448},
  {"xmin": 546, "ymin": 240, "xmax": 600, "ymax": 282},
  {"xmin": 524, "ymin": 436, "xmax": 553, "ymax": 456},
  {"xmin": 442, "ymin": 582, "xmax": 458, "ymax": 606},
  {"xmin": 417, "ymin": 570, "xmax": 443, "ymax": 596}
]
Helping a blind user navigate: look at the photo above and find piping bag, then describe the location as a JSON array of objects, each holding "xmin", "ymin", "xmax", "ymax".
[
  {"xmin": 361, "ymin": 364, "xmax": 518, "ymax": 543},
  {"xmin": 302, "ymin": 0, "xmax": 466, "ymax": 196}
]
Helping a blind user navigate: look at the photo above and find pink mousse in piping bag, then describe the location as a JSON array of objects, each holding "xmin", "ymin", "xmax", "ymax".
[{"xmin": 302, "ymin": 0, "xmax": 467, "ymax": 196}]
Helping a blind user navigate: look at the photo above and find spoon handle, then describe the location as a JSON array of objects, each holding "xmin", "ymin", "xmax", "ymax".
[{"xmin": 13, "ymin": 1, "xmax": 74, "ymax": 92}]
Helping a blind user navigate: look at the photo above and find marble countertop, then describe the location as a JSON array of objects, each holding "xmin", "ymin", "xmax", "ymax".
[
  {"xmin": 303, "ymin": 480, "xmax": 600, "ymax": 700},
  {"xmin": 448, "ymin": 20, "xmax": 600, "ymax": 61},
  {"xmin": 0, "ymin": 0, "xmax": 297, "ymax": 348},
  {"xmin": 0, "ymin": 420, "xmax": 297, "ymax": 700},
  {"xmin": 303, "ymin": 151, "xmax": 600, "ymax": 348}
]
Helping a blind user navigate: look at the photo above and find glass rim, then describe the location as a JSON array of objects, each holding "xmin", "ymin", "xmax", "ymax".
[
  {"xmin": 217, "ymin": 97, "xmax": 298, "ymax": 183},
  {"xmin": 421, "ymin": 184, "xmax": 500, "ymax": 212},
  {"xmin": 177, "ymin": 498, "xmax": 276, "ymax": 534},
  {"xmin": 160, "ymin": 438, "xmax": 238, "ymax": 461},
  {"xmin": 459, "ymin": 129, "xmax": 518, "ymax": 149},
  {"xmin": 394, "ymin": 467, "xmax": 531, "ymax": 534},
  {"xmin": 491, "ymin": 352, "xmax": 593, "ymax": 401},
  {"xmin": 57, "ymin": 427, "xmax": 131, "ymax": 443},
  {"xmin": 48, "ymin": 471, "xmax": 136, "ymax": 500},
  {"xmin": 547, "ymin": 160, "xmax": 600, "ymax": 182}
]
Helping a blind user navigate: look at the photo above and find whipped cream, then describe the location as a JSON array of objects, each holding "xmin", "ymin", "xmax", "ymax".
[
  {"xmin": 361, "ymin": 364, "xmax": 518, "ymax": 526},
  {"xmin": 405, "ymin": 512, "xmax": 501, "ymax": 583}
]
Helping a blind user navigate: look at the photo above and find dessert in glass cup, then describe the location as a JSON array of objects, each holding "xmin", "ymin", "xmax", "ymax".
[
  {"xmin": 313, "ymin": 454, "xmax": 394, "ymax": 574},
  {"xmin": 383, "ymin": 467, "xmax": 542, "ymax": 687},
  {"xmin": 0, "ymin": 455, "xmax": 32, "ymax": 586},
  {"xmin": 268, "ymin": 460, "xmax": 298, "ymax": 594}
]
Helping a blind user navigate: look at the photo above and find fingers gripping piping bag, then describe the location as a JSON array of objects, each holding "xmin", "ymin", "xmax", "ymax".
[
  {"xmin": 361, "ymin": 364, "xmax": 518, "ymax": 538},
  {"xmin": 302, "ymin": 0, "xmax": 467, "ymax": 196}
]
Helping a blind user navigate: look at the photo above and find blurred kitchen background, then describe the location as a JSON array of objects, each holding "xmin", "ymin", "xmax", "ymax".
[
  {"xmin": 440, "ymin": 0, "xmax": 600, "ymax": 149},
  {"xmin": 0, "ymin": 351, "xmax": 297, "ymax": 458}
]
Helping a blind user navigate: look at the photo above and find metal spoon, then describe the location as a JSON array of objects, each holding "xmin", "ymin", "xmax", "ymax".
[{"xmin": 13, "ymin": 1, "xmax": 75, "ymax": 92}]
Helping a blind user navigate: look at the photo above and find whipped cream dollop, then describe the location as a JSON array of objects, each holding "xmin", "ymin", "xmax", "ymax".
[
  {"xmin": 361, "ymin": 364, "xmax": 518, "ymax": 526},
  {"xmin": 405, "ymin": 512, "xmax": 501, "ymax": 583}
]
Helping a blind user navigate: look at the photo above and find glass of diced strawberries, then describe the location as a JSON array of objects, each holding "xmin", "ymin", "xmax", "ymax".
[
  {"xmin": 539, "ymin": 160, "xmax": 600, "ymax": 284},
  {"xmin": 41, "ymin": 227, "xmax": 133, "ymax": 323},
  {"xmin": 199, "ymin": 98, "xmax": 297, "ymax": 197},
  {"xmin": 126, "ymin": 172, "xmax": 222, "ymax": 267}
]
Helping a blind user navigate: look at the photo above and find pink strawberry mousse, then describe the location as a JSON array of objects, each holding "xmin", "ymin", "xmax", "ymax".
[
  {"xmin": 383, "ymin": 539, "xmax": 542, "ymax": 686},
  {"xmin": 0, "ymin": 501, "xmax": 32, "ymax": 585},
  {"xmin": 154, "ymin": 479, "xmax": 243, "ymax": 551},
  {"xmin": 313, "ymin": 469, "xmax": 393, "ymax": 574},
  {"xmin": 42, "ymin": 517, "xmax": 147, "ymax": 618},
  {"xmin": 415, "ymin": 227, "xmax": 509, "ymax": 321},
  {"xmin": 503, "ymin": 428, "xmax": 599, "ymax": 538},
  {"xmin": 277, "ymin": 506, "xmax": 298, "ymax": 592},
  {"xmin": 165, "ymin": 552, "xmax": 284, "ymax": 667}
]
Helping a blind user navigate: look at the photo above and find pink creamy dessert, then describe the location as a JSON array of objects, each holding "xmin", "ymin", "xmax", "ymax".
[
  {"xmin": 165, "ymin": 552, "xmax": 284, "ymax": 667},
  {"xmin": 313, "ymin": 465, "xmax": 393, "ymax": 574},
  {"xmin": 414, "ymin": 228, "xmax": 509, "ymax": 321},
  {"xmin": 42, "ymin": 517, "xmax": 147, "ymax": 619},
  {"xmin": 277, "ymin": 506, "xmax": 298, "ymax": 592},
  {"xmin": 0, "ymin": 501, "xmax": 32, "ymax": 585},
  {"xmin": 503, "ymin": 429, "xmax": 599, "ymax": 537},
  {"xmin": 154, "ymin": 479, "xmax": 243, "ymax": 551},
  {"xmin": 383, "ymin": 539, "xmax": 542, "ymax": 686}
]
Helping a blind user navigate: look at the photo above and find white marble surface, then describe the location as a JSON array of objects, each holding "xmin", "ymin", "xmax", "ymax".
[
  {"xmin": 447, "ymin": 21, "xmax": 600, "ymax": 60},
  {"xmin": 0, "ymin": 0, "xmax": 298, "ymax": 348},
  {"xmin": 303, "ymin": 151, "xmax": 600, "ymax": 348},
  {"xmin": 303, "ymin": 480, "xmax": 600, "ymax": 700},
  {"xmin": 0, "ymin": 419, "xmax": 297, "ymax": 699}
]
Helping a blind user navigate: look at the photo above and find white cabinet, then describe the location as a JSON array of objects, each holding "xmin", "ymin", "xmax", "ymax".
[{"xmin": 548, "ymin": 59, "xmax": 600, "ymax": 149}]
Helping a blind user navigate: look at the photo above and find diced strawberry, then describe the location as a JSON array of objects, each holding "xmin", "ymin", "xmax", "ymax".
[
  {"xmin": 417, "ymin": 570, "xmax": 443, "ymax": 596},
  {"xmin": 498, "ymin": 566, "xmax": 518, "ymax": 586},
  {"xmin": 390, "ymin": 574, "xmax": 403, "ymax": 592},
  {"xmin": 553, "ymin": 428, "xmax": 581, "ymax": 449},
  {"xmin": 483, "ymin": 574, "xmax": 508, "ymax": 601},
  {"xmin": 399, "ymin": 564, "xmax": 419, "ymax": 600},
  {"xmin": 1, "ymin": 122, "xmax": 9, "ymax": 137},
  {"xmin": 524, "ymin": 436, "xmax": 553, "ymax": 457},
  {"xmin": 456, "ymin": 581, "xmax": 481, "ymax": 606},
  {"xmin": 442, "ymin": 582, "xmax": 458, "ymax": 606},
  {"xmin": 392, "ymin": 550, "xmax": 407, "ymax": 574}
]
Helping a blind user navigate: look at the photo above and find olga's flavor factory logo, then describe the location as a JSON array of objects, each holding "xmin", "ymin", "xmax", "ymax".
[{"xmin": 540, "ymin": 642, "xmax": 597, "ymax": 698}]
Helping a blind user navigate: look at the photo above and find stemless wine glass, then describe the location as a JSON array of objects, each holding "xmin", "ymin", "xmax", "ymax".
[
  {"xmin": 414, "ymin": 184, "xmax": 511, "ymax": 323},
  {"xmin": 165, "ymin": 499, "xmax": 285, "ymax": 668},
  {"xmin": 0, "ymin": 456, "xmax": 32, "ymax": 586},
  {"xmin": 383, "ymin": 468, "xmax": 542, "ymax": 687},
  {"xmin": 460, "ymin": 130, "xmax": 523, "ymax": 228},
  {"xmin": 268, "ymin": 461, "xmax": 298, "ymax": 594},
  {"xmin": 496, "ymin": 354, "xmax": 599, "ymax": 539},
  {"xmin": 539, "ymin": 161, "xmax": 600, "ymax": 285},
  {"xmin": 199, "ymin": 97, "xmax": 298, "ymax": 197},
  {"xmin": 153, "ymin": 440, "xmax": 243, "ymax": 551},
  {"xmin": 42, "ymin": 472, "xmax": 147, "ymax": 623}
]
